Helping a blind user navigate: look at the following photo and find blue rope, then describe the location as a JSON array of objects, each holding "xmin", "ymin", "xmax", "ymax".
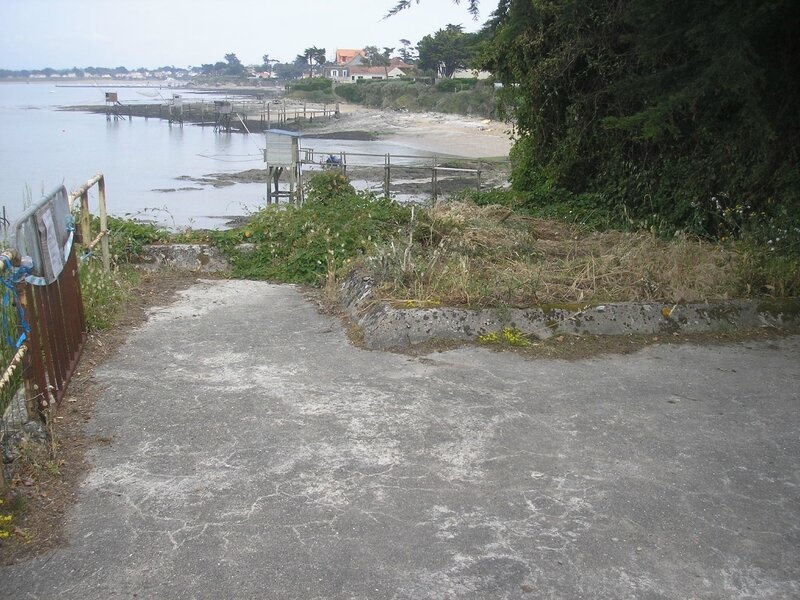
[{"xmin": 1, "ymin": 255, "xmax": 32, "ymax": 349}]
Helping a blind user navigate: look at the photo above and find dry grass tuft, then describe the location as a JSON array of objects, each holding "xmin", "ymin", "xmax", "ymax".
[{"xmin": 369, "ymin": 200, "xmax": 741, "ymax": 307}]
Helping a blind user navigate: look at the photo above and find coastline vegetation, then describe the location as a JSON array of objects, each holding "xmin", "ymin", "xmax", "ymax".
[
  {"xmin": 212, "ymin": 173, "xmax": 799, "ymax": 307},
  {"xmin": 68, "ymin": 171, "xmax": 796, "ymax": 310},
  {"xmin": 335, "ymin": 78, "xmax": 496, "ymax": 118},
  {"xmin": 284, "ymin": 76, "xmax": 498, "ymax": 119}
]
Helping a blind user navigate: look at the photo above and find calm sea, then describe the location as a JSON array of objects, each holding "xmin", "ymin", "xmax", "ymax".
[
  {"xmin": 0, "ymin": 82, "xmax": 431, "ymax": 232},
  {"xmin": 0, "ymin": 82, "xmax": 276, "ymax": 230}
]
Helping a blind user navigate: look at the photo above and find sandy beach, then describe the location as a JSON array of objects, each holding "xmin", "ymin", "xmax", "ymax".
[{"xmin": 306, "ymin": 101, "xmax": 514, "ymax": 158}]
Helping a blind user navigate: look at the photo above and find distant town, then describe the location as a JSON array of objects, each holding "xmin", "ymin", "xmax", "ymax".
[
  {"xmin": 1, "ymin": 26, "xmax": 488, "ymax": 85},
  {"xmin": 0, "ymin": 65, "xmax": 278, "ymax": 85}
]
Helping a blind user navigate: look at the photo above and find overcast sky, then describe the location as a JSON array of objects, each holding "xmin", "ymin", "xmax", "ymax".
[{"xmin": 0, "ymin": 0, "xmax": 500, "ymax": 70}]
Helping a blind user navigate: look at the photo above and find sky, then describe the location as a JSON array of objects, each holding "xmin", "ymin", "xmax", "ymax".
[{"xmin": 0, "ymin": 0, "xmax": 500, "ymax": 70}]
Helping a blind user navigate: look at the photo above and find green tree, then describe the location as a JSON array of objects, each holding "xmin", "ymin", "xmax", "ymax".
[
  {"xmin": 398, "ymin": 39, "xmax": 416, "ymax": 63},
  {"xmin": 222, "ymin": 53, "xmax": 246, "ymax": 76},
  {"xmin": 387, "ymin": 0, "xmax": 480, "ymax": 18},
  {"xmin": 394, "ymin": 0, "xmax": 800, "ymax": 236},
  {"xmin": 363, "ymin": 45, "xmax": 390, "ymax": 68},
  {"xmin": 296, "ymin": 46, "xmax": 327, "ymax": 76},
  {"xmin": 417, "ymin": 24, "xmax": 477, "ymax": 78},
  {"xmin": 262, "ymin": 54, "xmax": 279, "ymax": 76},
  {"xmin": 274, "ymin": 61, "xmax": 304, "ymax": 80},
  {"xmin": 480, "ymin": 0, "xmax": 800, "ymax": 234}
]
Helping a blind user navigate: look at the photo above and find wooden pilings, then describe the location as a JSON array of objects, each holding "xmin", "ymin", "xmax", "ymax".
[{"xmin": 296, "ymin": 148, "xmax": 495, "ymax": 200}]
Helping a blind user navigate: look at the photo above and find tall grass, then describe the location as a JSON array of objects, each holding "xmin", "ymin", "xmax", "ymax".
[{"xmin": 367, "ymin": 200, "xmax": 749, "ymax": 307}]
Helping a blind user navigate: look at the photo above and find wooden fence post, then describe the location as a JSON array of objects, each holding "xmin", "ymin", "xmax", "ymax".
[
  {"xmin": 432, "ymin": 156, "xmax": 438, "ymax": 201},
  {"xmin": 98, "ymin": 177, "xmax": 110, "ymax": 273},
  {"xmin": 80, "ymin": 192, "xmax": 91, "ymax": 248},
  {"xmin": 384, "ymin": 154, "xmax": 391, "ymax": 198}
]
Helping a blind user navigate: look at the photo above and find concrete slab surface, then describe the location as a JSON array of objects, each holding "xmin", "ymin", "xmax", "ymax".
[{"xmin": 2, "ymin": 280, "xmax": 798, "ymax": 599}]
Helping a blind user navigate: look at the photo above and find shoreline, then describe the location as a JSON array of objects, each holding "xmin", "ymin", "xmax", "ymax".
[{"xmin": 65, "ymin": 99, "xmax": 513, "ymax": 159}]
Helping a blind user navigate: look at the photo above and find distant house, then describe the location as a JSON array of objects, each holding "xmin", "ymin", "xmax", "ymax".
[
  {"xmin": 451, "ymin": 69, "xmax": 492, "ymax": 80},
  {"xmin": 322, "ymin": 65, "xmax": 352, "ymax": 83},
  {"xmin": 324, "ymin": 50, "xmax": 412, "ymax": 83},
  {"xmin": 347, "ymin": 66, "xmax": 408, "ymax": 81},
  {"xmin": 335, "ymin": 49, "xmax": 366, "ymax": 65}
]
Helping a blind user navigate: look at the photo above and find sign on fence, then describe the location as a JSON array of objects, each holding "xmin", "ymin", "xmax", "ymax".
[{"xmin": 13, "ymin": 186, "xmax": 73, "ymax": 285}]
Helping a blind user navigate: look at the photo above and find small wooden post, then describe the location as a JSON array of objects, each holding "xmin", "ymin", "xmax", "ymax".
[
  {"xmin": 80, "ymin": 192, "xmax": 91, "ymax": 250},
  {"xmin": 297, "ymin": 162, "xmax": 304, "ymax": 205},
  {"xmin": 432, "ymin": 155, "xmax": 438, "ymax": 200},
  {"xmin": 98, "ymin": 177, "xmax": 111, "ymax": 273},
  {"xmin": 477, "ymin": 160, "xmax": 482, "ymax": 192},
  {"xmin": 384, "ymin": 154, "xmax": 391, "ymax": 198},
  {"xmin": 340, "ymin": 151, "xmax": 346, "ymax": 176},
  {"xmin": 273, "ymin": 168, "xmax": 282, "ymax": 204},
  {"xmin": 289, "ymin": 161, "xmax": 296, "ymax": 204}
]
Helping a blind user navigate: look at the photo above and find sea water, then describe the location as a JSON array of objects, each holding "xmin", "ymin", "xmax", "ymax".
[
  {"xmin": 0, "ymin": 82, "xmax": 275, "ymax": 230},
  {"xmin": 0, "ymin": 82, "xmax": 434, "ymax": 231}
]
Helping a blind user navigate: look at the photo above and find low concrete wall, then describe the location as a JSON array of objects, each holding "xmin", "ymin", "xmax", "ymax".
[
  {"xmin": 341, "ymin": 270, "xmax": 800, "ymax": 349},
  {"xmin": 137, "ymin": 244, "xmax": 233, "ymax": 273}
]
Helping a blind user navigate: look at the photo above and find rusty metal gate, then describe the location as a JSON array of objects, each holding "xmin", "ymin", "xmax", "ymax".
[{"xmin": 10, "ymin": 185, "xmax": 87, "ymax": 416}]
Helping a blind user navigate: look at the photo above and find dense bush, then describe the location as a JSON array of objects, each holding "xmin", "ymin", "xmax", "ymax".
[
  {"xmin": 287, "ymin": 77, "xmax": 332, "ymax": 93},
  {"xmin": 333, "ymin": 83, "xmax": 366, "ymax": 104},
  {"xmin": 103, "ymin": 215, "xmax": 166, "ymax": 262},
  {"xmin": 482, "ymin": 0, "xmax": 800, "ymax": 242},
  {"xmin": 436, "ymin": 78, "xmax": 478, "ymax": 92},
  {"xmin": 334, "ymin": 79, "xmax": 497, "ymax": 118},
  {"xmin": 216, "ymin": 172, "xmax": 411, "ymax": 284}
]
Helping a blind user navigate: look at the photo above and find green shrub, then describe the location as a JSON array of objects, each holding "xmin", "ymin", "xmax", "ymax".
[
  {"xmin": 79, "ymin": 260, "xmax": 137, "ymax": 330},
  {"xmin": 335, "ymin": 79, "xmax": 497, "ymax": 118},
  {"xmin": 293, "ymin": 90, "xmax": 336, "ymax": 103},
  {"xmin": 436, "ymin": 78, "xmax": 477, "ymax": 92},
  {"xmin": 334, "ymin": 83, "xmax": 365, "ymax": 103},
  {"xmin": 103, "ymin": 216, "xmax": 166, "ymax": 263},
  {"xmin": 287, "ymin": 77, "xmax": 332, "ymax": 93},
  {"xmin": 216, "ymin": 173, "xmax": 411, "ymax": 284}
]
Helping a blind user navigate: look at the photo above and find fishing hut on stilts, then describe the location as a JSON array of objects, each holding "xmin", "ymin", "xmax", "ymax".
[
  {"xmin": 168, "ymin": 94, "xmax": 184, "ymax": 126},
  {"xmin": 213, "ymin": 100, "xmax": 233, "ymax": 133},
  {"xmin": 264, "ymin": 130, "xmax": 303, "ymax": 205},
  {"xmin": 104, "ymin": 92, "xmax": 126, "ymax": 121}
]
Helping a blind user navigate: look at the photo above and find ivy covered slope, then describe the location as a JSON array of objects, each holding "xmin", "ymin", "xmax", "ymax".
[{"xmin": 480, "ymin": 0, "xmax": 799, "ymax": 245}]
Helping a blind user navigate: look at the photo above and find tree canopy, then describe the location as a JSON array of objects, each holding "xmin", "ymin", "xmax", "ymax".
[
  {"xmin": 223, "ymin": 53, "xmax": 245, "ymax": 76},
  {"xmin": 398, "ymin": 39, "xmax": 417, "ymax": 63},
  {"xmin": 296, "ymin": 47, "xmax": 327, "ymax": 76},
  {"xmin": 393, "ymin": 0, "xmax": 800, "ymax": 237},
  {"xmin": 479, "ymin": 0, "xmax": 800, "ymax": 234},
  {"xmin": 417, "ymin": 24, "xmax": 478, "ymax": 78},
  {"xmin": 363, "ymin": 46, "xmax": 392, "ymax": 68},
  {"xmin": 387, "ymin": 0, "xmax": 480, "ymax": 18}
]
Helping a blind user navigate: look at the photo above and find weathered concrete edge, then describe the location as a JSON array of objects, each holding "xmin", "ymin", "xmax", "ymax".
[
  {"xmin": 137, "ymin": 243, "xmax": 251, "ymax": 273},
  {"xmin": 340, "ymin": 270, "xmax": 800, "ymax": 349}
]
